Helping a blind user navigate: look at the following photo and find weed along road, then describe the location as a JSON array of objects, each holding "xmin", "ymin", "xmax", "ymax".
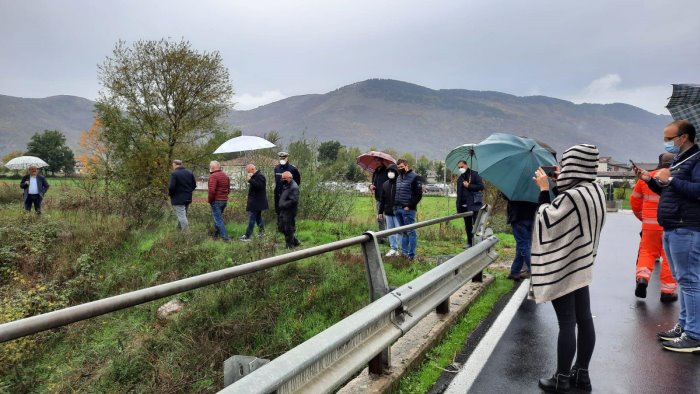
[{"xmin": 444, "ymin": 211, "xmax": 700, "ymax": 393}]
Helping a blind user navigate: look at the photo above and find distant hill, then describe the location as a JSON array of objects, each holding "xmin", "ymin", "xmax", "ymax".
[
  {"xmin": 1, "ymin": 80, "xmax": 672, "ymax": 161},
  {"xmin": 229, "ymin": 79, "xmax": 672, "ymax": 161},
  {"xmin": 0, "ymin": 94, "xmax": 95, "ymax": 156}
]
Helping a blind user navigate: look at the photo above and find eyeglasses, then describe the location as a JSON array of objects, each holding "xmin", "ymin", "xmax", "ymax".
[{"xmin": 664, "ymin": 134, "xmax": 682, "ymax": 142}]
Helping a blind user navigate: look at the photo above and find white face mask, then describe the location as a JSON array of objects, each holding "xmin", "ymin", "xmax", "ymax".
[
  {"xmin": 279, "ymin": 159, "xmax": 287, "ymax": 165},
  {"xmin": 458, "ymin": 167, "xmax": 467, "ymax": 174},
  {"xmin": 387, "ymin": 172, "xmax": 396, "ymax": 179}
]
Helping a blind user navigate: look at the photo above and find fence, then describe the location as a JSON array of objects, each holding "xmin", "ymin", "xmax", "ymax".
[{"xmin": 0, "ymin": 207, "xmax": 493, "ymax": 344}]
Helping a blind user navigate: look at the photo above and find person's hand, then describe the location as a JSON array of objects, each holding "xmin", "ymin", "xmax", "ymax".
[
  {"xmin": 378, "ymin": 213, "xmax": 383, "ymax": 220},
  {"xmin": 404, "ymin": 206, "xmax": 410, "ymax": 211},
  {"xmin": 533, "ymin": 168, "xmax": 550, "ymax": 191},
  {"xmin": 633, "ymin": 167, "xmax": 652, "ymax": 182},
  {"xmin": 369, "ymin": 184, "xmax": 376, "ymax": 191},
  {"xmin": 463, "ymin": 181, "xmax": 469, "ymax": 187},
  {"xmin": 655, "ymin": 168, "xmax": 671, "ymax": 183}
]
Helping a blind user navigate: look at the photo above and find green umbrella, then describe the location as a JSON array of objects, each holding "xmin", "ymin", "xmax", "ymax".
[
  {"xmin": 445, "ymin": 143, "xmax": 478, "ymax": 175},
  {"xmin": 474, "ymin": 133, "xmax": 557, "ymax": 203}
]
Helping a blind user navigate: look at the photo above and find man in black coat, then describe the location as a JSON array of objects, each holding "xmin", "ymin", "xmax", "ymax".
[
  {"xmin": 456, "ymin": 160, "xmax": 484, "ymax": 248},
  {"xmin": 274, "ymin": 151, "xmax": 301, "ymax": 233},
  {"xmin": 20, "ymin": 165, "xmax": 49, "ymax": 215},
  {"xmin": 240, "ymin": 164, "xmax": 268, "ymax": 241},
  {"xmin": 278, "ymin": 171, "xmax": 300, "ymax": 248},
  {"xmin": 369, "ymin": 158, "xmax": 390, "ymax": 236},
  {"xmin": 168, "ymin": 160, "xmax": 196, "ymax": 231}
]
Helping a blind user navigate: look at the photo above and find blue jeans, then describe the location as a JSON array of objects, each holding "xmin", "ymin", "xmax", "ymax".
[
  {"xmin": 663, "ymin": 228, "xmax": 700, "ymax": 339},
  {"xmin": 510, "ymin": 220, "xmax": 533, "ymax": 275},
  {"xmin": 210, "ymin": 201, "xmax": 229, "ymax": 240},
  {"xmin": 394, "ymin": 208, "xmax": 417, "ymax": 258},
  {"xmin": 245, "ymin": 211, "xmax": 264, "ymax": 238},
  {"xmin": 384, "ymin": 214, "xmax": 400, "ymax": 251}
]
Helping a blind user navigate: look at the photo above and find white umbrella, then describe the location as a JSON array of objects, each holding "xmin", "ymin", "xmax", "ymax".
[
  {"xmin": 214, "ymin": 135, "xmax": 276, "ymax": 154},
  {"xmin": 4, "ymin": 156, "xmax": 49, "ymax": 170}
]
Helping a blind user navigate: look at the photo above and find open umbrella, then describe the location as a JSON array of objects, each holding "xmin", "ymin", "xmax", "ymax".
[
  {"xmin": 4, "ymin": 156, "xmax": 49, "ymax": 170},
  {"xmin": 666, "ymin": 84, "xmax": 700, "ymax": 136},
  {"xmin": 214, "ymin": 135, "xmax": 276, "ymax": 154},
  {"xmin": 445, "ymin": 144, "xmax": 478, "ymax": 175},
  {"xmin": 356, "ymin": 151, "xmax": 396, "ymax": 173},
  {"xmin": 474, "ymin": 133, "xmax": 557, "ymax": 203}
]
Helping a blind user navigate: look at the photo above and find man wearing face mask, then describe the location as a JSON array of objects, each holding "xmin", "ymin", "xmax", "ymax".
[
  {"xmin": 456, "ymin": 160, "xmax": 484, "ymax": 248},
  {"xmin": 239, "ymin": 164, "xmax": 268, "ymax": 241},
  {"xmin": 274, "ymin": 152, "xmax": 301, "ymax": 233},
  {"xmin": 378, "ymin": 164, "xmax": 400, "ymax": 256},
  {"xmin": 634, "ymin": 120, "xmax": 700, "ymax": 353},
  {"xmin": 394, "ymin": 159, "xmax": 423, "ymax": 260}
]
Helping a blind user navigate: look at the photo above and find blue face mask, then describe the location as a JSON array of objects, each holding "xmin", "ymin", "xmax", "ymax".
[{"xmin": 664, "ymin": 141, "xmax": 680, "ymax": 154}]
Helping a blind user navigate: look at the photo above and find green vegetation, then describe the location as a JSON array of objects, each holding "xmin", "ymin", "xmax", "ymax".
[
  {"xmin": 0, "ymin": 189, "xmax": 514, "ymax": 392},
  {"xmin": 394, "ymin": 274, "xmax": 514, "ymax": 393}
]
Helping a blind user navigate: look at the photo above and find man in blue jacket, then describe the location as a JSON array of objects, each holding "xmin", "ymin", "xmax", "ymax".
[
  {"xmin": 20, "ymin": 165, "xmax": 49, "ymax": 215},
  {"xmin": 168, "ymin": 160, "xmax": 196, "ymax": 231},
  {"xmin": 635, "ymin": 120, "xmax": 700, "ymax": 353},
  {"xmin": 456, "ymin": 160, "xmax": 484, "ymax": 248},
  {"xmin": 394, "ymin": 159, "xmax": 423, "ymax": 260}
]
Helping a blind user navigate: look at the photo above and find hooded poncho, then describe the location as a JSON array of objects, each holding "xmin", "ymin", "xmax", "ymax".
[{"xmin": 530, "ymin": 144, "xmax": 607, "ymax": 303}]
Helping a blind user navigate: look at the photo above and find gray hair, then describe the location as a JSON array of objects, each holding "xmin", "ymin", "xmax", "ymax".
[
  {"xmin": 209, "ymin": 160, "xmax": 221, "ymax": 170},
  {"xmin": 172, "ymin": 159, "xmax": 183, "ymax": 166}
]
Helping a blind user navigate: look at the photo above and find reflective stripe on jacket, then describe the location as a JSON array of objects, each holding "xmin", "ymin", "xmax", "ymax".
[{"xmin": 630, "ymin": 169, "xmax": 662, "ymax": 231}]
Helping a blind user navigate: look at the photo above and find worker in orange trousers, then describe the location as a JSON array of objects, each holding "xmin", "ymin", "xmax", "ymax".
[{"xmin": 630, "ymin": 153, "xmax": 678, "ymax": 302}]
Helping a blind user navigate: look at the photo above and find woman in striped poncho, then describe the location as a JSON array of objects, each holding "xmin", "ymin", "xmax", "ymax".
[{"xmin": 531, "ymin": 144, "xmax": 607, "ymax": 393}]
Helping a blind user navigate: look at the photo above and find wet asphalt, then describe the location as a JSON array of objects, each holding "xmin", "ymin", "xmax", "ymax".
[{"xmin": 466, "ymin": 212, "xmax": 700, "ymax": 393}]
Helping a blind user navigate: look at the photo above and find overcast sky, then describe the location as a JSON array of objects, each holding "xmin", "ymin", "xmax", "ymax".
[{"xmin": 1, "ymin": 0, "xmax": 698, "ymax": 114}]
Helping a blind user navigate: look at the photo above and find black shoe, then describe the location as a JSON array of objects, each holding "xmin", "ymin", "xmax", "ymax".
[
  {"xmin": 660, "ymin": 293, "xmax": 678, "ymax": 303},
  {"xmin": 507, "ymin": 274, "xmax": 522, "ymax": 281},
  {"xmin": 519, "ymin": 271, "xmax": 531, "ymax": 279},
  {"xmin": 657, "ymin": 323, "xmax": 683, "ymax": 341},
  {"xmin": 569, "ymin": 366, "xmax": 592, "ymax": 391},
  {"xmin": 662, "ymin": 332, "xmax": 700, "ymax": 353},
  {"xmin": 635, "ymin": 278, "xmax": 648, "ymax": 298},
  {"xmin": 538, "ymin": 373, "xmax": 571, "ymax": 393},
  {"xmin": 238, "ymin": 235, "xmax": 251, "ymax": 242}
]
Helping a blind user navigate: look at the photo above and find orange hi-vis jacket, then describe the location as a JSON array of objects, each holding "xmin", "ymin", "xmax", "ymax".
[{"xmin": 630, "ymin": 169, "xmax": 662, "ymax": 231}]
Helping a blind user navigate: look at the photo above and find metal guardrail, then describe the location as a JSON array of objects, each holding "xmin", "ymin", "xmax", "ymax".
[
  {"xmin": 222, "ymin": 233, "xmax": 499, "ymax": 393},
  {"xmin": 0, "ymin": 209, "xmax": 480, "ymax": 343}
]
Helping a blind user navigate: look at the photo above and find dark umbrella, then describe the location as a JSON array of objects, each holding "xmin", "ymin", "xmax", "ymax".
[{"xmin": 666, "ymin": 84, "xmax": 700, "ymax": 137}]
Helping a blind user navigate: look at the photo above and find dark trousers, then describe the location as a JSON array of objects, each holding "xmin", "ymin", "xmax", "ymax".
[
  {"xmin": 24, "ymin": 194, "xmax": 42, "ymax": 214},
  {"xmin": 280, "ymin": 210, "xmax": 299, "ymax": 248},
  {"xmin": 551, "ymin": 286, "xmax": 596, "ymax": 374},
  {"xmin": 462, "ymin": 210, "xmax": 478, "ymax": 246}
]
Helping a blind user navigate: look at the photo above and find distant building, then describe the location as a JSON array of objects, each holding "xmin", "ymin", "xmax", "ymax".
[{"xmin": 596, "ymin": 156, "xmax": 655, "ymax": 185}]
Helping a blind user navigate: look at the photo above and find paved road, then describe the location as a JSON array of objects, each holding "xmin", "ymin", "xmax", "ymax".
[{"xmin": 449, "ymin": 212, "xmax": 700, "ymax": 393}]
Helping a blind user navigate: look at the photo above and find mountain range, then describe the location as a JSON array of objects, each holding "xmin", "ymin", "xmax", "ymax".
[{"xmin": 1, "ymin": 79, "xmax": 673, "ymax": 161}]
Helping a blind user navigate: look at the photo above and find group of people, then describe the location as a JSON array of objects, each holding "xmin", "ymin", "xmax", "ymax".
[
  {"xmin": 168, "ymin": 152, "xmax": 302, "ymax": 248},
  {"xmin": 510, "ymin": 120, "xmax": 700, "ymax": 393}
]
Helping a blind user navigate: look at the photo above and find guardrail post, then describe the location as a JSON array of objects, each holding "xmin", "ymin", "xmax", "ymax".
[
  {"xmin": 471, "ymin": 205, "xmax": 491, "ymax": 283},
  {"xmin": 435, "ymin": 255, "xmax": 450, "ymax": 314},
  {"xmin": 362, "ymin": 231, "xmax": 391, "ymax": 374}
]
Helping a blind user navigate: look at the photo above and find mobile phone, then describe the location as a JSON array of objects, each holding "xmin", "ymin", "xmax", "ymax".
[
  {"xmin": 541, "ymin": 166, "xmax": 557, "ymax": 176},
  {"xmin": 629, "ymin": 160, "xmax": 638, "ymax": 169}
]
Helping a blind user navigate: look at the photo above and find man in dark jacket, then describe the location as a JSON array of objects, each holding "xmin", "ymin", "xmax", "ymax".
[
  {"xmin": 504, "ymin": 194, "xmax": 539, "ymax": 280},
  {"xmin": 278, "ymin": 171, "xmax": 300, "ymax": 248},
  {"xmin": 635, "ymin": 120, "xmax": 700, "ymax": 353},
  {"xmin": 370, "ymin": 158, "xmax": 390, "ymax": 235},
  {"xmin": 394, "ymin": 159, "xmax": 423, "ymax": 260},
  {"xmin": 378, "ymin": 164, "xmax": 399, "ymax": 256},
  {"xmin": 240, "ymin": 164, "xmax": 268, "ymax": 241},
  {"xmin": 168, "ymin": 160, "xmax": 196, "ymax": 231},
  {"xmin": 274, "ymin": 151, "xmax": 301, "ymax": 233},
  {"xmin": 20, "ymin": 165, "xmax": 49, "ymax": 215},
  {"xmin": 456, "ymin": 160, "xmax": 484, "ymax": 248},
  {"xmin": 208, "ymin": 160, "xmax": 231, "ymax": 241}
]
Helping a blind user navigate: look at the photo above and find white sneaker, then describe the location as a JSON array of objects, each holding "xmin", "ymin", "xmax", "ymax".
[{"xmin": 385, "ymin": 249, "xmax": 398, "ymax": 257}]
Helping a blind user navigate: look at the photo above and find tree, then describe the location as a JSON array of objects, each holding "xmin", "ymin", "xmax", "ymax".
[
  {"xmin": 318, "ymin": 140, "xmax": 343, "ymax": 163},
  {"xmin": 95, "ymin": 38, "xmax": 234, "ymax": 214},
  {"xmin": 2, "ymin": 150, "xmax": 24, "ymax": 164},
  {"xmin": 433, "ymin": 160, "xmax": 446, "ymax": 183},
  {"xmin": 25, "ymin": 130, "xmax": 75, "ymax": 175}
]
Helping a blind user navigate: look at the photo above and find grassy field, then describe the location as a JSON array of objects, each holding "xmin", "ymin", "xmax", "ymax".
[{"xmin": 0, "ymin": 185, "xmax": 516, "ymax": 392}]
